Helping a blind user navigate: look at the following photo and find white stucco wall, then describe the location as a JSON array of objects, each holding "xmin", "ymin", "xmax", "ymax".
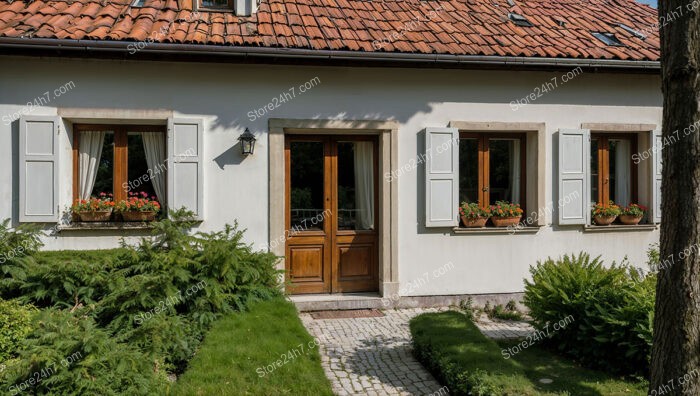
[{"xmin": 0, "ymin": 56, "xmax": 662, "ymax": 295}]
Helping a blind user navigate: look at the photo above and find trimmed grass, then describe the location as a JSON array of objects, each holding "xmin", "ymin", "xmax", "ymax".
[
  {"xmin": 410, "ymin": 311, "xmax": 647, "ymax": 396},
  {"xmin": 171, "ymin": 297, "xmax": 333, "ymax": 396}
]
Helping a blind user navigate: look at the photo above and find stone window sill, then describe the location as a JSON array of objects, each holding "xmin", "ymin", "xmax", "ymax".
[
  {"xmin": 583, "ymin": 224, "xmax": 658, "ymax": 233},
  {"xmin": 452, "ymin": 226, "xmax": 542, "ymax": 235},
  {"xmin": 57, "ymin": 222, "xmax": 155, "ymax": 232}
]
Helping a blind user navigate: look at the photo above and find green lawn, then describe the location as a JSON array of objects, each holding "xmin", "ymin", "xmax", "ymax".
[
  {"xmin": 410, "ymin": 311, "xmax": 647, "ymax": 396},
  {"xmin": 171, "ymin": 297, "xmax": 333, "ymax": 396}
]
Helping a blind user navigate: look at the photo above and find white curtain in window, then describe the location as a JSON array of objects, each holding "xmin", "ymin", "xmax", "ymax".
[
  {"xmin": 614, "ymin": 139, "xmax": 631, "ymax": 206},
  {"xmin": 79, "ymin": 131, "xmax": 106, "ymax": 200},
  {"xmin": 354, "ymin": 141, "xmax": 374, "ymax": 230},
  {"xmin": 141, "ymin": 132, "xmax": 166, "ymax": 204},
  {"xmin": 509, "ymin": 139, "xmax": 521, "ymax": 204}
]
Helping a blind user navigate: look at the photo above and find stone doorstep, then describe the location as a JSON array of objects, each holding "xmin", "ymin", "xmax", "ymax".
[{"xmin": 290, "ymin": 292, "xmax": 525, "ymax": 312}]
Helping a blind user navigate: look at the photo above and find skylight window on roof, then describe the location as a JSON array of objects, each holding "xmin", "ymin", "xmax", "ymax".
[
  {"xmin": 508, "ymin": 13, "xmax": 533, "ymax": 27},
  {"xmin": 618, "ymin": 23, "xmax": 647, "ymax": 40},
  {"xmin": 592, "ymin": 32, "xmax": 624, "ymax": 46},
  {"xmin": 551, "ymin": 16, "xmax": 566, "ymax": 27},
  {"xmin": 131, "ymin": 0, "xmax": 146, "ymax": 7}
]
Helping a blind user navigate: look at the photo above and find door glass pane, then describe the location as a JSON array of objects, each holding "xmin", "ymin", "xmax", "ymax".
[
  {"xmin": 91, "ymin": 132, "xmax": 114, "ymax": 197},
  {"xmin": 290, "ymin": 141, "xmax": 325, "ymax": 231},
  {"xmin": 127, "ymin": 132, "xmax": 160, "ymax": 203},
  {"xmin": 459, "ymin": 138, "xmax": 479, "ymax": 204},
  {"xmin": 489, "ymin": 139, "xmax": 521, "ymax": 204},
  {"xmin": 609, "ymin": 138, "xmax": 632, "ymax": 206},
  {"xmin": 338, "ymin": 141, "xmax": 375, "ymax": 231},
  {"xmin": 591, "ymin": 139, "xmax": 598, "ymax": 205}
]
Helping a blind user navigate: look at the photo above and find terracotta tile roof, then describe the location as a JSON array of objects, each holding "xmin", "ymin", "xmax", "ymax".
[{"xmin": 0, "ymin": 0, "xmax": 660, "ymax": 61}]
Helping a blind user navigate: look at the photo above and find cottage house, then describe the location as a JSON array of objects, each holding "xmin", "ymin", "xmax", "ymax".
[{"xmin": 0, "ymin": 0, "xmax": 661, "ymax": 301}]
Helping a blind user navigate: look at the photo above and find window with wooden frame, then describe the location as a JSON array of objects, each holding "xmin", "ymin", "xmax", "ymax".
[
  {"xmin": 458, "ymin": 132, "xmax": 526, "ymax": 208},
  {"xmin": 198, "ymin": 0, "xmax": 233, "ymax": 10},
  {"xmin": 72, "ymin": 124, "xmax": 167, "ymax": 206},
  {"xmin": 590, "ymin": 133, "xmax": 638, "ymax": 207}
]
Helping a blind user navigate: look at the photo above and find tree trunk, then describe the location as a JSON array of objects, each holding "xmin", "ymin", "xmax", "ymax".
[{"xmin": 651, "ymin": 0, "xmax": 700, "ymax": 394}]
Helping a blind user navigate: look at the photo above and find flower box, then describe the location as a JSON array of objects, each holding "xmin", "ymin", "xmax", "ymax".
[
  {"xmin": 77, "ymin": 210, "xmax": 112, "ymax": 222},
  {"xmin": 461, "ymin": 215, "xmax": 489, "ymax": 228},
  {"xmin": 121, "ymin": 211, "xmax": 157, "ymax": 222},
  {"xmin": 489, "ymin": 201, "xmax": 524, "ymax": 228},
  {"xmin": 619, "ymin": 204, "xmax": 647, "ymax": 225},
  {"xmin": 619, "ymin": 214, "xmax": 643, "ymax": 225},
  {"xmin": 115, "ymin": 192, "xmax": 161, "ymax": 222},
  {"xmin": 72, "ymin": 194, "xmax": 115, "ymax": 222},
  {"xmin": 591, "ymin": 201, "xmax": 621, "ymax": 226},
  {"xmin": 491, "ymin": 216, "xmax": 521, "ymax": 228},
  {"xmin": 459, "ymin": 202, "xmax": 491, "ymax": 228},
  {"xmin": 593, "ymin": 215, "xmax": 617, "ymax": 226}
]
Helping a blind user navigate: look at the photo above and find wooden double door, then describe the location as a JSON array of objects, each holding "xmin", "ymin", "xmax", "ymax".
[{"xmin": 285, "ymin": 135, "xmax": 379, "ymax": 294}]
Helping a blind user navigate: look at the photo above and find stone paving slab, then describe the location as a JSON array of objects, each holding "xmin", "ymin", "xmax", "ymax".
[{"xmin": 301, "ymin": 308, "xmax": 449, "ymax": 396}]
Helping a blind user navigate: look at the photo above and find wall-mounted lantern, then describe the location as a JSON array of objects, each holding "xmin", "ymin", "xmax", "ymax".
[{"xmin": 238, "ymin": 128, "xmax": 256, "ymax": 156}]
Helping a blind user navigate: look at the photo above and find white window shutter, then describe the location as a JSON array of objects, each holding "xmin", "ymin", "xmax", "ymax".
[
  {"xmin": 167, "ymin": 118, "xmax": 204, "ymax": 220},
  {"xmin": 558, "ymin": 129, "xmax": 590, "ymax": 225},
  {"xmin": 651, "ymin": 129, "xmax": 662, "ymax": 223},
  {"xmin": 19, "ymin": 116, "xmax": 60, "ymax": 223},
  {"xmin": 425, "ymin": 127, "xmax": 459, "ymax": 227}
]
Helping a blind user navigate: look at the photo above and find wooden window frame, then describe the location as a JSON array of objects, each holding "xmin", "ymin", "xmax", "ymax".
[
  {"xmin": 72, "ymin": 124, "xmax": 167, "ymax": 203},
  {"xmin": 458, "ymin": 132, "xmax": 527, "ymax": 208},
  {"xmin": 591, "ymin": 133, "xmax": 638, "ymax": 207}
]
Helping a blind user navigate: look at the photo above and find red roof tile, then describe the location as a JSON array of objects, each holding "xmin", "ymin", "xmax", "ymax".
[{"xmin": 0, "ymin": 0, "xmax": 660, "ymax": 61}]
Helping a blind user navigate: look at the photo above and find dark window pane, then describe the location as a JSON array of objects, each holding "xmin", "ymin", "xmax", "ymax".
[
  {"xmin": 609, "ymin": 138, "xmax": 632, "ymax": 206},
  {"xmin": 201, "ymin": 0, "xmax": 228, "ymax": 7},
  {"xmin": 127, "ymin": 133, "xmax": 158, "ymax": 201},
  {"xmin": 92, "ymin": 132, "xmax": 114, "ymax": 197},
  {"xmin": 591, "ymin": 139, "xmax": 598, "ymax": 205},
  {"xmin": 459, "ymin": 139, "xmax": 479, "ymax": 204},
  {"xmin": 290, "ymin": 141, "xmax": 325, "ymax": 231},
  {"xmin": 337, "ymin": 141, "xmax": 375, "ymax": 231},
  {"xmin": 488, "ymin": 139, "xmax": 521, "ymax": 204}
]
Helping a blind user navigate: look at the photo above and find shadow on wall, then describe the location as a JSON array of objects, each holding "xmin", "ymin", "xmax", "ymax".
[
  {"xmin": 11, "ymin": 119, "xmax": 18, "ymax": 226},
  {"xmin": 549, "ymin": 131, "xmax": 576, "ymax": 232},
  {"xmin": 202, "ymin": 67, "xmax": 661, "ymax": 132},
  {"xmin": 415, "ymin": 130, "xmax": 443, "ymax": 235},
  {"xmin": 4, "ymin": 61, "xmax": 662, "ymax": 229},
  {"xmin": 6, "ymin": 61, "xmax": 660, "ymax": 133},
  {"xmin": 213, "ymin": 142, "xmax": 246, "ymax": 169},
  {"xmin": 552, "ymin": 131, "xmax": 561, "ymax": 229}
]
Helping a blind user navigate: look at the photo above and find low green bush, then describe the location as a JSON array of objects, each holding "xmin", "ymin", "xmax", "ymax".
[
  {"xmin": 483, "ymin": 300, "xmax": 524, "ymax": 321},
  {"xmin": 0, "ymin": 298, "xmax": 36, "ymax": 362},
  {"xmin": 0, "ymin": 309, "xmax": 168, "ymax": 396},
  {"xmin": 0, "ymin": 220, "xmax": 42, "ymax": 298},
  {"xmin": 411, "ymin": 311, "xmax": 501, "ymax": 396},
  {"xmin": 0, "ymin": 210, "xmax": 283, "ymax": 394},
  {"xmin": 523, "ymin": 252, "xmax": 655, "ymax": 375},
  {"xmin": 11, "ymin": 251, "xmax": 115, "ymax": 309},
  {"xmin": 95, "ymin": 213, "xmax": 281, "ymax": 372},
  {"xmin": 411, "ymin": 310, "xmax": 648, "ymax": 395}
]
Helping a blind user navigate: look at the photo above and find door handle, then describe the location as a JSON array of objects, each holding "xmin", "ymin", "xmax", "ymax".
[{"xmin": 482, "ymin": 186, "xmax": 489, "ymax": 192}]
